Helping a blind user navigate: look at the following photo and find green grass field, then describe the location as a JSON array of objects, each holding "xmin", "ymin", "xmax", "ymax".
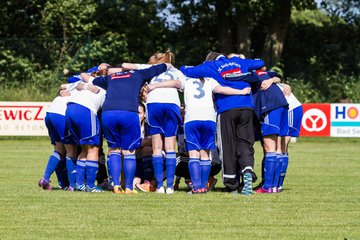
[{"xmin": 0, "ymin": 137, "xmax": 359, "ymax": 239}]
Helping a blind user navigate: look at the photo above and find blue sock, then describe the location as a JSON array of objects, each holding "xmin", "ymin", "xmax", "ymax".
[
  {"xmin": 106, "ymin": 157, "xmax": 112, "ymax": 184},
  {"xmin": 76, "ymin": 160, "xmax": 86, "ymax": 186},
  {"xmin": 142, "ymin": 156, "xmax": 153, "ymax": 182},
  {"xmin": 263, "ymin": 152, "xmax": 277, "ymax": 190},
  {"xmin": 278, "ymin": 153, "xmax": 289, "ymax": 188},
  {"xmin": 55, "ymin": 156, "xmax": 68, "ymax": 187},
  {"xmin": 109, "ymin": 152, "xmax": 122, "ymax": 186},
  {"xmin": 272, "ymin": 154, "xmax": 283, "ymax": 188},
  {"xmin": 66, "ymin": 156, "xmax": 77, "ymax": 187},
  {"xmin": 152, "ymin": 155, "xmax": 164, "ymax": 188},
  {"xmin": 200, "ymin": 160, "xmax": 211, "ymax": 189},
  {"xmin": 188, "ymin": 158, "xmax": 201, "ymax": 190},
  {"xmin": 124, "ymin": 154, "xmax": 136, "ymax": 190},
  {"xmin": 166, "ymin": 152, "xmax": 176, "ymax": 189},
  {"xmin": 43, "ymin": 151, "xmax": 61, "ymax": 181},
  {"xmin": 86, "ymin": 160, "xmax": 98, "ymax": 188}
]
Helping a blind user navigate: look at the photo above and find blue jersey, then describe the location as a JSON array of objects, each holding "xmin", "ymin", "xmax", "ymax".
[
  {"xmin": 180, "ymin": 56, "xmax": 264, "ymax": 114},
  {"xmin": 68, "ymin": 66, "xmax": 99, "ymax": 83},
  {"xmin": 250, "ymin": 70, "xmax": 288, "ymax": 118},
  {"xmin": 92, "ymin": 64, "xmax": 167, "ymax": 113}
]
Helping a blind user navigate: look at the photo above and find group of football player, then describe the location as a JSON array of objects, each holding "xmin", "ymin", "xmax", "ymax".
[{"xmin": 38, "ymin": 50, "xmax": 303, "ymax": 195}]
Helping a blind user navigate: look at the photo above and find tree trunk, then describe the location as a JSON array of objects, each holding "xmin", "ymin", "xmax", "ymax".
[
  {"xmin": 215, "ymin": 0, "xmax": 234, "ymax": 54},
  {"xmin": 261, "ymin": 0, "xmax": 291, "ymax": 67},
  {"xmin": 235, "ymin": 2, "xmax": 251, "ymax": 58}
]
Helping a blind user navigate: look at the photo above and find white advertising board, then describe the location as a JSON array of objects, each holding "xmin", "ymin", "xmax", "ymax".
[
  {"xmin": 330, "ymin": 104, "xmax": 360, "ymax": 137},
  {"xmin": 0, "ymin": 101, "xmax": 51, "ymax": 136}
]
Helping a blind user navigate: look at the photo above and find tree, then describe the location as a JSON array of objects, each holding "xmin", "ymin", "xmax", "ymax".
[
  {"xmin": 40, "ymin": 0, "xmax": 98, "ymax": 67},
  {"xmin": 94, "ymin": 0, "xmax": 169, "ymax": 63},
  {"xmin": 163, "ymin": 0, "xmax": 316, "ymax": 66},
  {"xmin": 0, "ymin": 0, "xmax": 45, "ymax": 38}
]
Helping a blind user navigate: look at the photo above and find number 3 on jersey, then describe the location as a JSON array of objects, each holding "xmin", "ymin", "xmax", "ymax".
[{"xmin": 193, "ymin": 80, "xmax": 205, "ymax": 99}]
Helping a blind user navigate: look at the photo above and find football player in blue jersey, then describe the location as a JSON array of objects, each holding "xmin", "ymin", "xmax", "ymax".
[
  {"xmin": 180, "ymin": 52, "xmax": 264, "ymax": 194},
  {"xmin": 82, "ymin": 62, "xmax": 172, "ymax": 194},
  {"xmin": 225, "ymin": 64, "xmax": 289, "ymax": 193},
  {"xmin": 112, "ymin": 51, "xmax": 184, "ymax": 194}
]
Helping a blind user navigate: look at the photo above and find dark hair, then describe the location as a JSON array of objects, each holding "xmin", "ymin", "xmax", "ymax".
[
  {"xmin": 91, "ymin": 68, "xmax": 108, "ymax": 77},
  {"xmin": 138, "ymin": 102, "xmax": 146, "ymax": 113},
  {"xmin": 205, "ymin": 52, "xmax": 223, "ymax": 61}
]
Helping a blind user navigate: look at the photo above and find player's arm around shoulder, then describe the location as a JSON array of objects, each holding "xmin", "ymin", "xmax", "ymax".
[
  {"xmin": 145, "ymin": 79, "xmax": 182, "ymax": 93},
  {"xmin": 279, "ymin": 83, "xmax": 292, "ymax": 96},
  {"xmin": 260, "ymin": 76, "xmax": 281, "ymax": 90},
  {"xmin": 207, "ymin": 77, "xmax": 251, "ymax": 95},
  {"xmin": 213, "ymin": 85, "xmax": 251, "ymax": 95}
]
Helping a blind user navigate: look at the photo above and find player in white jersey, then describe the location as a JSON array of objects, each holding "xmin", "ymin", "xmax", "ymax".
[
  {"xmin": 276, "ymin": 83, "xmax": 303, "ymax": 191},
  {"xmin": 113, "ymin": 51, "xmax": 183, "ymax": 194},
  {"xmin": 145, "ymin": 76, "xmax": 251, "ymax": 193},
  {"xmin": 38, "ymin": 82, "xmax": 80, "ymax": 191},
  {"xmin": 65, "ymin": 72, "xmax": 106, "ymax": 192}
]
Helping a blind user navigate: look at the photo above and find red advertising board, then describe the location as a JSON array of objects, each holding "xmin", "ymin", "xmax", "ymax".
[{"xmin": 300, "ymin": 104, "xmax": 331, "ymax": 137}]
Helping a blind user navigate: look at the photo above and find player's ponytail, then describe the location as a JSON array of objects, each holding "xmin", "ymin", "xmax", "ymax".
[
  {"xmin": 164, "ymin": 50, "xmax": 175, "ymax": 64},
  {"xmin": 148, "ymin": 50, "xmax": 175, "ymax": 64}
]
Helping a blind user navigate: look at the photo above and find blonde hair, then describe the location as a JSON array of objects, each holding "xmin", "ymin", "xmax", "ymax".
[
  {"xmin": 227, "ymin": 53, "xmax": 246, "ymax": 59},
  {"xmin": 148, "ymin": 50, "xmax": 175, "ymax": 64}
]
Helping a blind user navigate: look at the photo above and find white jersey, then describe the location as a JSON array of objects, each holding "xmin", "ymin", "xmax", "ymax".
[
  {"xmin": 69, "ymin": 77, "xmax": 106, "ymax": 114},
  {"xmin": 180, "ymin": 77, "xmax": 219, "ymax": 123},
  {"xmin": 276, "ymin": 83, "xmax": 301, "ymax": 111},
  {"xmin": 46, "ymin": 82, "xmax": 81, "ymax": 116},
  {"xmin": 137, "ymin": 64, "xmax": 183, "ymax": 106}
]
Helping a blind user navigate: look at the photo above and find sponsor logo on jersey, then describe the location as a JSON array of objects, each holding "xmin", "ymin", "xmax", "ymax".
[
  {"xmin": 255, "ymin": 70, "xmax": 267, "ymax": 75},
  {"xmin": 220, "ymin": 68, "xmax": 241, "ymax": 77},
  {"xmin": 111, "ymin": 73, "xmax": 131, "ymax": 80}
]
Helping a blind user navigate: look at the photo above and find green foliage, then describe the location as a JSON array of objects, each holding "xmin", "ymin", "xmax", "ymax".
[
  {"xmin": 94, "ymin": 0, "xmax": 169, "ymax": 62},
  {"xmin": 0, "ymin": 0, "xmax": 45, "ymax": 38},
  {"xmin": 0, "ymin": 48, "xmax": 39, "ymax": 87},
  {"xmin": 66, "ymin": 32, "xmax": 132, "ymax": 72},
  {"xmin": 41, "ymin": 0, "xmax": 98, "ymax": 38},
  {"xmin": 285, "ymin": 78, "xmax": 325, "ymax": 103},
  {"xmin": 0, "ymin": 0, "xmax": 359, "ymax": 102},
  {"xmin": 283, "ymin": 8, "xmax": 360, "ymax": 103},
  {"xmin": 291, "ymin": 9, "xmax": 332, "ymax": 26},
  {"xmin": 320, "ymin": 0, "xmax": 360, "ymax": 25}
]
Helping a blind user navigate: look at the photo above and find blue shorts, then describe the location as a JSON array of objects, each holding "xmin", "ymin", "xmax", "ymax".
[
  {"xmin": 184, "ymin": 120, "xmax": 216, "ymax": 151},
  {"xmin": 147, "ymin": 103, "xmax": 182, "ymax": 137},
  {"xmin": 65, "ymin": 103, "xmax": 101, "ymax": 146},
  {"xmin": 261, "ymin": 106, "xmax": 289, "ymax": 137},
  {"xmin": 45, "ymin": 113, "xmax": 76, "ymax": 145},
  {"xmin": 287, "ymin": 106, "xmax": 303, "ymax": 137},
  {"xmin": 102, "ymin": 110, "xmax": 141, "ymax": 151}
]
